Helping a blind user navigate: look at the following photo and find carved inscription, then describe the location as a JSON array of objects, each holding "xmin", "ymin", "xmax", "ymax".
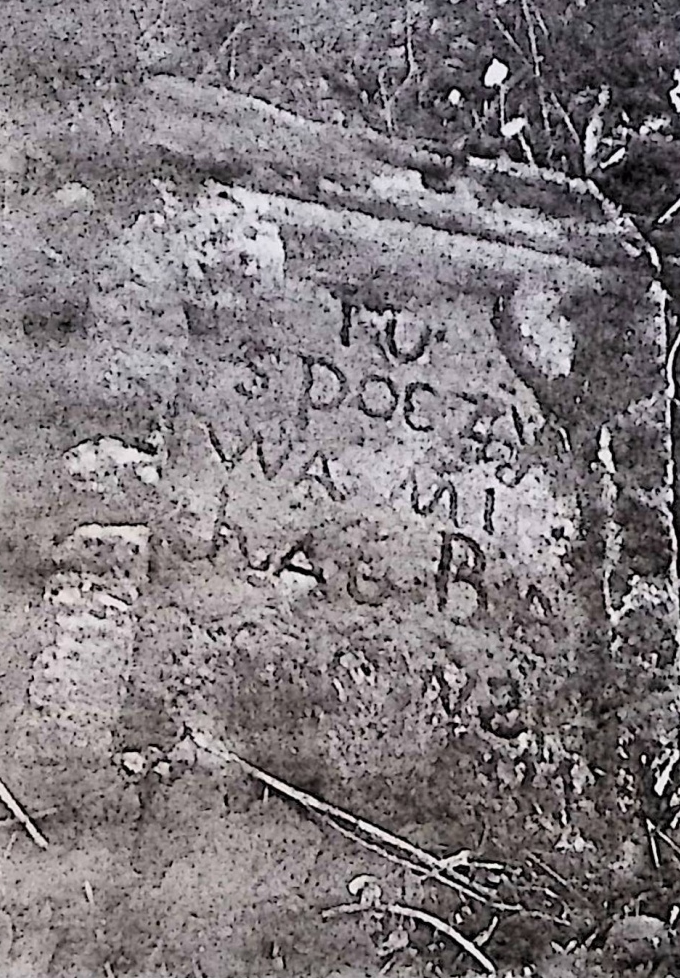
[
  {"xmin": 213, "ymin": 297, "xmax": 567, "ymax": 623},
  {"xmin": 435, "ymin": 531, "xmax": 488, "ymax": 618},
  {"xmin": 299, "ymin": 356, "xmax": 438, "ymax": 431}
]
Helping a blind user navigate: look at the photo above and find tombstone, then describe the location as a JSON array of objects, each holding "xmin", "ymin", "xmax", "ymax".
[{"xmin": 0, "ymin": 77, "xmax": 678, "ymax": 976}]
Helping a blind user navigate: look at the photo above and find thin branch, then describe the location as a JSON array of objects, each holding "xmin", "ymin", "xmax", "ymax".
[
  {"xmin": 526, "ymin": 853, "xmax": 581, "ymax": 898},
  {"xmin": 218, "ymin": 21, "xmax": 249, "ymax": 55},
  {"xmin": 519, "ymin": 0, "xmax": 551, "ymax": 140},
  {"xmin": 321, "ymin": 902, "xmax": 367, "ymax": 918},
  {"xmin": 645, "ymin": 818, "xmax": 661, "ymax": 870},
  {"xmin": 548, "ymin": 94, "xmax": 581, "ymax": 150},
  {"xmin": 493, "ymin": 17, "xmax": 527, "ymax": 61},
  {"xmin": 517, "ymin": 130, "xmax": 537, "ymax": 168},
  {"xmin": 649, "ymin": 820, "xmax": 680, "ymax": 862},
  {"xmin": 314, "ymin": 809, "xmax": 518, "ymax": 910},
  {"xmin": 529, "ymin": 1, "xmax": 549, "ymax": 37},
  {"xmin": 206, "ymin": 21, "xmax": 249, "ymax": 83},
  {"xmin": 492, "ymin": 15, "xmax": 580, "ymax": 151},
  {"xmin": 519, "ymin": 0, "xmax": 539, "ymax": 79},
  {"xmin": 0, "ymin": 777, "xmax": 48, "ymax": 850},
  {"xmin": 666, "ymin": 306, "xmax": 680, "ymax": 410},
  {"xmin": 378, "ymin": 1, "xmax": 419, "ymax": 133},
  {"xmin": 657, "ymin": 195, "xmax": 680, "ymax": 226},
  {"xmin": 188, "ymin": 724, "xmax": 499, "ymax": 906},
  {"xmin": 404, "ymin": 5, "xmax": 417, "ymax": 82},
  {"xmin": 387, "ymin": 904, "xmax": 496, "ymax": 974},
  {"xmin": 476, "ymin": 915, "xmax": 499, "ymax": 947},
  {"xmin": 377, "ymin": 67, "xmax": 395, "ymax": 134},
  {"xmin": 0, "ymin": 805, "xmax": 58, "ymax": 829},
  {"xmin": 322, "ymin": 901, "xmax": 496, "ymax": 974}
]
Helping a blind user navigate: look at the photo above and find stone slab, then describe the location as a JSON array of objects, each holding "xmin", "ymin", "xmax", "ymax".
[{"xmin": 0, "ymin": 80, "xmax": 678, "ymax": 977}]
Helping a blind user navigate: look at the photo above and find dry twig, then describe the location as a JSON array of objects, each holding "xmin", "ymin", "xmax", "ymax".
[
  {"xmin": 657, "ymin": 195, "xmax": 680, "ymax": 226},
  {"xmin": 526, "ymin": 853, "xmax": 581, "ymax": 898},
  {"xmin": 644, "ymin": 818, "xmax": 661, "ymax": 869},
  {"xmin": 649, "ymin": 820, "xmax": 680, "ymax": 863},
  {"xmin": 492, "ymin": 16, "xmax": 525, "ymax": 61},
  {"xmin": 321, "ymin": 900, "xmax": 496, "ymax": 974},
  {"xmin": 0, "ymin": 806, "xmax": 58, "ymax": 830},
  {"xmin": 188, "ymin": 724, "xmax": 512, "ymax": 909},
  {"xmin": 0, "ymin": 777, "xmax": 48, "ymax": 850},
  {"xmin": 378, "ymin": 1, "xmax": 419, "ymax": 133},
  {"xmin": 519, "ymin": 0, "xmax": 551, "ymax": 140},
  {"xmin": 315, "ymin": 809, "xmax": 517, "ymax": 910},
  {"xmin": 492, "ymin": 15, "xmax": 581, "ymax": 153},
  {"xmin": 388, "ymin": 904, "xmax": 495, "ymax": 974}
]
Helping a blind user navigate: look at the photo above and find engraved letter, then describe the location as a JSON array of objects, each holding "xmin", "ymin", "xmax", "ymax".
[
  {"xmin": 255, "ymin": 426, "xmax": 293, "ymax": 479},
  {"xmin": 483, "ymin": 488, "xmax": 495, "ymax": 535},
  {"xmin": 340, "ymin": 299, "xmax": 354, "ymax": 347},
  {"xmin": 357, "ymin": 375, "xmax": 399, "ymax": 420},
  {"xmin": 276, "ymin": 540, "xmax": 325, "ymax": 583},
  {"xmin": 404, "ymin": 381, "xmax": 437, "ymax": 432},
  {"xmin": 347, "ymin": 558, "xmax": 392, "ymax": 606},
  {"xmin": 411, "ymin": 472, "xmax": 459, "ymax": 524},
  {"xmin": 435, "ymin": 531, "xmax": 488, "ymax": 619},
  {"xmin": 385, "ymin": 313, "xmax": 431, "ymax": 363},
  {"xmin": 298, "ymin": 356, "xmax": 348, "ymax": 428},
  {"xmin": 298, "ymin": 452, "xmax": 346, "ymax": 502}
]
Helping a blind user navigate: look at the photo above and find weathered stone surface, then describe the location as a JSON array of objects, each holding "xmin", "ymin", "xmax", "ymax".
[{"xmin": 0, "ymin": 79, "xmax": 678, "ymax": 977}]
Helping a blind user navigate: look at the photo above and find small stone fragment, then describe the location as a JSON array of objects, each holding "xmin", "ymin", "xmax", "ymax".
[{"xmin": 120, "ymin": 751, "xmax": 147, "ymax": 776}]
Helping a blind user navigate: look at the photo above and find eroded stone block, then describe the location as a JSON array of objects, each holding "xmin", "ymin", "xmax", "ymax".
[{"xmin": 1, "ymin": 93, "xmax": 678, "ymax": 976}]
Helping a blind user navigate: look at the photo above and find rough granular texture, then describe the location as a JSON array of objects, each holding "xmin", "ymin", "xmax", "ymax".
[{"xmin": 0, "ymin": 81, "xmax": 677, "ymax": 977}]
